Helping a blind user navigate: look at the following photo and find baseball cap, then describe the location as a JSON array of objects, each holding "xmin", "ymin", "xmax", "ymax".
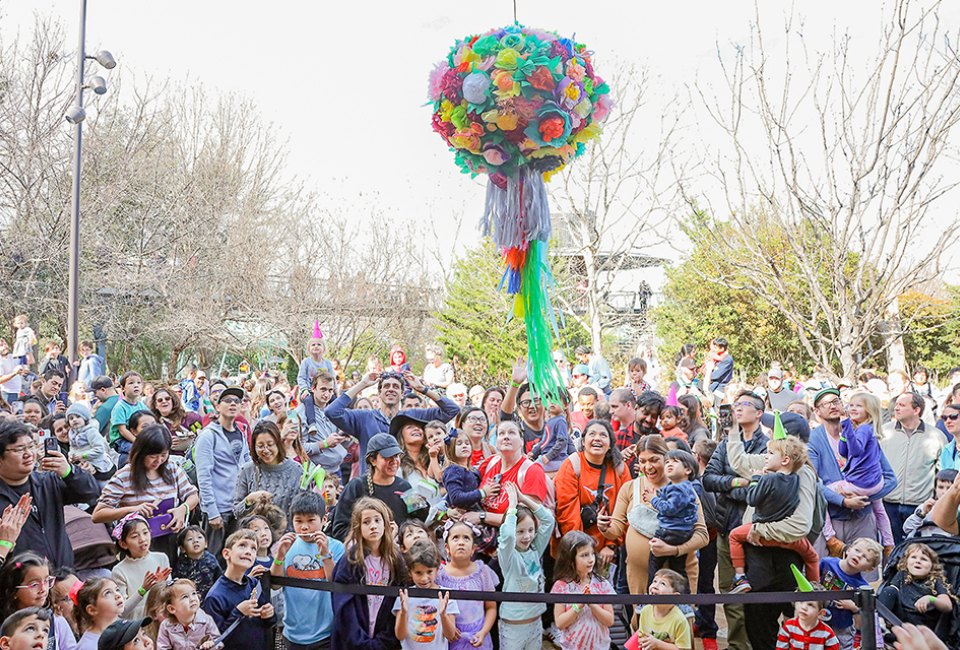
[
  {"xmin": 90, "ymin": 376, "xmax": 113, "ymax": 391},
  {"xmin": 98, "ymin": 617, "xmax": 151, "ymax": 650},
  {"xmin": 768, "ymin": 368, "xmax": 783, "ymax": 379},
  {"xmin": 218, "ymin": 386, "xmax": 245, "ymax": 403},
  {"xmin": 572, "ymin": 364, "xmax": 590, "ymax": 376},
  {"xmin": 813, "ymin": 387, "xmax": 841, "ymax": 406},
  {"xmin": 366, "ymin": 433, "xmax": 403, "ymax": 459}
]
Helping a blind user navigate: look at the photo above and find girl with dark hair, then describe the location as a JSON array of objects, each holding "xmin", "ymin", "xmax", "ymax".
[
  {"xmin": 0, "ymin": 551, "xmax": 77, "ymax": 649},
  {"xmin": 554, "ymin": 420, "xmax": 631, "ymax": 565},
  {"xmin": 92, "ymin": 424, "xmax": 199, "ymax": 563},
  {"xmin": 678, "ymin": 394, "xmax": 710, "ymax": 445}
]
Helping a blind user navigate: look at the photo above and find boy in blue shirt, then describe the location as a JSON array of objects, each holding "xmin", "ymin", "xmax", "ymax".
[
  {"xmin": 819, "ymin": 537, "xmax": 883, "ymax": 650},
  {"xmin": 271, "ymin": 492, "xmax": 345, "ymax": 650},
  {"xmin": 203, "ymin": 529, "xmax": 275, "ymax": 650},
  {"xmin": 108, "ymin": 371, "xmax": 147, "ymax": 465}
]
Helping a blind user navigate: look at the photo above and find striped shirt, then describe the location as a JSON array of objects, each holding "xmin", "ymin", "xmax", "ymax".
[
  {"xmin": 776, "ymin": 618, "xmax": 839, "ymax": 650},
  {"xmin": 97, "ymin": 463, "xmax": 197, "ymax": 510}
]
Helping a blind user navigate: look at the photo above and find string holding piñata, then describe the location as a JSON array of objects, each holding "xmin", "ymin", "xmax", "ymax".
[{"xmin": 428, "ymin": 24, "xmax": 612, "ymax": 402}]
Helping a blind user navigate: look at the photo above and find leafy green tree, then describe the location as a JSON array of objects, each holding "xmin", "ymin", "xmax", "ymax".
[
  {"xmin": 900, "ymin": 288, "xmax": 960, "ymax": 378},
  {"xmin": 436, "ymin": 240, "xmax": 589, "ymax": 387}
]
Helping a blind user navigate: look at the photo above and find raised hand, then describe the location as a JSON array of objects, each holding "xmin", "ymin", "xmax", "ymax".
[{"xmin": 511, "ymin": 357, "xmax": 528, "ymax": 385}]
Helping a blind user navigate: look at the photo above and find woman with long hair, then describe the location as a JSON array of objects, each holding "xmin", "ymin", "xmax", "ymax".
[
  {"xmin": 92, "ymin": 424, "xmax": 199, "ymax": 563},
  {"xmin": 150, "ymin": 387, "xmax": 202, "ymax": 455}
]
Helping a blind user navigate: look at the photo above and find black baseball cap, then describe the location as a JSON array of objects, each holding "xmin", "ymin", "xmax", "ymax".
[
  {"xmin": 218, "ymin": 386, "xmax": 245, "ymax": 403},
  {"xmin": 98, "ymin": 617, "xmax": 151, "ymax": 650},
  {"xmin": 90, "ymin": 376, "xmax": 114, "ymax": 391}
]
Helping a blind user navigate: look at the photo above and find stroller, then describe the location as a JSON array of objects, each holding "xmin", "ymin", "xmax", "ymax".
[
  {"xmin": 64, "ymin": 505, "xmax": 117, "ymax": 580},
  {"xmin": 880, "ymin": 534, "xmax": 960, "ymax": 648}
]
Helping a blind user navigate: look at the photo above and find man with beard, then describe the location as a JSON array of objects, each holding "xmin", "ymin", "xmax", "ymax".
[
  {"xmin": 808, "ymin": 387, "xmax": 897, "ymax": 561},
  {"xmin": 325, "ymin": 369, "xmax": 459, "ymax": 462}
]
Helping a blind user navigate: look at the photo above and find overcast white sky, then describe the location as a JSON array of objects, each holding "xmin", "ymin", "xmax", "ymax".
[{"xmin": 3, "ymin": 1, "xmax": 959, "ymax": 278}]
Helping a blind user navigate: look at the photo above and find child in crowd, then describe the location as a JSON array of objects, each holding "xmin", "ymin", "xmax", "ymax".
[
  {"xmin": 551, "ymin": 530, "xmax": 615, "ymax": 650},
  {"xmin": 65, "ymin": 402, "xmax": 115, "ymax": 481},
  {"xmin": 239, "ymin": 515, "xmax": 274, "ymax": 573},
  {"xmin": 830, "ymin": 392, "xmax": 895, "ymax": 549},
  {"xmin": 625, "ymin": 357, "xmax": 651, "ymax": 397},
  {"xmin": 202, "ymin": 530, "xmax": 275, "ymax": 650},
  {"xmin": 272, "ymin": 492, "xmax": 345, "ymax": 649},
  {"xmin": 297, "ymin": 328, "xmax": 334, "ymax": 399},
  {"xmin": 729, "ymin": 437, "xmax": 821, "ymax": 593},
  {"xmin": 98, "ymin": 617, "xmax": 154, "ymax": 650},
  {"xmin": 691, "ymin": 440, "xmax": 720, "ymax": 650},
  {"xmin": 498, "ymin": 483, "xmax": 555, "ymax": 650},
  {"xmin": 111, "ymin": 514, "xmax": 171, "ymax": 618},
  {"xmin": 437, "ymin": 521, "xmax": 498, "ymax": 650},
  {"xmin": 0, "ymin": 608, "xmax": 50, "ymax": 650},
  {"xmin": 879, "ymin": 543, "xmax": 954, "ymax": 630},
  {"xmin": 903, "ymin": 469, "xmax": 958, "ymax": 538},
  {"xmin": 75, "ymin": 578, "xmax": 125, "ymax": 650},
  {"xmin": 395, "ymin": 540, "xmax": 459, "ymax": 649},
  {"xmin": 51, "ymin": 569, "xmax": 81, "ymax": 637},
  {"xmin": 629, "ymin": 569, "xmax": 693, "ymax": 650},
  {"xmin": 649, "ymin": 449, "xmax": 699, "ymax": 578},
  {"xmin": 156, "ymin": 579, "xmax": 220, "ymax": 650},
  {"xmin": 820, "ymin": 537, "xmax": 883, "ymax": 650},
  {"xmin": 11, "ymin": 315, "xmax": 36, "ymax": 367},
  {"xmin": 320, "ymin": 473, "xmax": 341, "ymax": 512},
  {"xmin": 39, "ymin": 341, "xmax": 71, "ymax": 379},
  {"xmin": 332, "ymin": 497, "xmax": 405, "ymax": 648},
  {"xmin": 142, "ymin": 584, "xmax": 166, "ymax": 645},
  {"xmin": 399, "ymin": 520, "xmax": 432, "ymax": 553},
  {"xmin": 109, "ymin": 371, "xmax": 148, "ymax": 464},
  {"xmin": 172, "ymin": 526, "xmax": 222, "ymax": 600},
  {"xmin": 529, "ymin": 404, "xmax": 574, "ymax": 474},
  {"xmin": 658, "ymin": 406, "xmax": 688, "ymax": 443},
  {"xmin": 775, "ymin": 584, "xmax": 839, "ymax": 650},
  {"xmin": 442, "ymin": 432, "xmax": 499, "ymax": 507},
  {"xmin": 0, "ymin": 552, "xmax": 77, "ymax": 650}
]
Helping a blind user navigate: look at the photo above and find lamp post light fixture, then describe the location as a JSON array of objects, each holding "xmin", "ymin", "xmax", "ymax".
[{"xmin": 64, "ymin": 0, "xmax": 115, "ymax": 365}]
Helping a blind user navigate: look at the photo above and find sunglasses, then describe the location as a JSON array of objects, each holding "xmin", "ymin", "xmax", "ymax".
[{"xmin": 944, "ymin": 413, "xmax": 960, "ymax": 421}]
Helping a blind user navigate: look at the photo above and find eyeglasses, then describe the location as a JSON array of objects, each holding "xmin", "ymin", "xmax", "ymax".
[
  {"xmin": 518, "ymin": 398, "xmax": 542, "ymax": 408},
  {"xmin": 733, "ymin": 401, "xmax": 760, "ymax": 410},
  {"xmin": 817, "ymin": 398, "xmax": 842, "ymax": 408},
  {"xmin": 4, "ymin": 444, "xmax": 35, "ymax": 456},
  {"xmin": 17, "ymin": 577, "xmax": 55, "ymax": 592},
  {"xmin": 464, "ymin": 415, "xmax": 486, "ymax": 423},
  {"xmin": 220, "ymin": 397, "xmax": 241, "ymax": 405},
  {"xmin": 155, "ymin": 397, "xmax": 172, "ymax": 404},
  {"xmin": 944, "ymin": 413, "xmax": 960, "ymax": 421}
]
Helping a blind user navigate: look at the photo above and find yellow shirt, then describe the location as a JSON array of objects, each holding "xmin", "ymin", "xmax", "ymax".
[{"xmin": 635, "ymin": 605, "xmax": 692, "ymax": 650}]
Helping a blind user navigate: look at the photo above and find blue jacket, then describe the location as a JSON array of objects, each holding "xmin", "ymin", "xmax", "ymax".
[
  {"xmin": 331, "ymin": 554, "xmax": 401, "ymax": 650},
  {"xmin": 194, "ymin": 420, "xmax": 251, "ymax": 520},
  {"xmin": 808, "ymin": 424, "xmax": 897, "ymax": 521},
  {"xmin": 652, "ymin": 481, "xmax": 699, "ymax": 533},
  {"xmin": 324, "ymin": 393, "xmax": 460, "ymax": 460}
]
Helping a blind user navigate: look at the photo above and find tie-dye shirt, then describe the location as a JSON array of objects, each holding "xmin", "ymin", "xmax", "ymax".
[{"xmin": 550, "ymin": 576, "xmax": 615, "ymax": 650}]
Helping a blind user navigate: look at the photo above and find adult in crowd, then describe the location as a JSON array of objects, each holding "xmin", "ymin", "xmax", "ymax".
[
  {"xmin": 325, "ymin": 370, "xmax": 459, "ymax": 461},
  {"xmin": 460, "ymin": 407, "xmax": 494, "ymax": 466},
  {"xmin": 480, "ymin": 387, "xmax": 504, "ymax": 443},
  {"xmin": 501, "ymin": 360, "xmax": 549, "ymax": 455},
  {"xmin": 37, "ymin": 369, "xmax": 67, "ymax": 415},
  {"xmin": 574, "ymin": 345, "xmax": 612, "ymax": 396},
  {"xmin": 469, "ymin": 418, "xmax": 548, "ymax": 528},
  {"xmin": 330, "ymin": 432, "xmax": 413, "ymax": 540},
  {"xmin": 569, "ymin": 387, "xmax": 598, "ymax": 434},
  {"xmin": 808, "ymin": 387, "xmax": 897, "ymax": 558},
  {"xmin": 298, "ymin": 372, "xmax": 349, "ymax": 476},
  {"xmin": 938, "ymin": 402, "xmax": 960, "ymax": 471},
  {"xmin": 0, "ymin": 419, "xmax": 99, "ymax": 568},
  {"xmin": 422, "ymin": 346, "xmax": 455, "ymax": 389},
  {"xmin": 261, "ymin": 389, "xmax": 287, "ymax": 424},
  {"xmin": 881, "ymin": 391, "xmax": 944, "ymax": 546},
  {"xmin": 21, "ymin": 399, "xmax": 46, "ymax": 427},
  {"xmin": 701, "ymin": 390, "xmax": 769, "ymax": 650},
  {"xmin": 765, "ymin": 367, "xmax": 796, "ymax": 411},
  {"xmin": 609, "ymin": 388, "xmax": 640, "ymax": 452},
  {"xmin": 90, "ymin": 376, "xmax": 118, "ymax": 438},
  {"xmin": 678, "ymin": 394, "xmax": 710, "ymax": 446},
  {"xmin": 555, "ymin": 419, "xmax": 631, "ymax": 565},
  {"xmin": 233, "ymin": 420, "xmax": 304, "ymax": 521},
  {"xmin": 391, "ymin": 414, "xmax": 442, "ymax": 499},
  {"xmin": 601, "ymin": 434, "xmax": 708, "ymax": 594},
  {"xmin": 150, "ymin": 386, "xmax": 202, "ymax": 455},
  {"xmin": 725, "ymin": 411, "xmax": 818, "ymax": 650},
  {"xmin": 194, "ymin": 386, "xmax": 251, "ymax": 556},
  {"xmin": 92, "ymin": 424, "xmax": 198, "ymax": 563}
]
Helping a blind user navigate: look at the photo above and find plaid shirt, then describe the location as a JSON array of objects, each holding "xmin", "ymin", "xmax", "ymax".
[{"xmin": 614, "ymin": 422, "xmax": 643, "ymax": 451}]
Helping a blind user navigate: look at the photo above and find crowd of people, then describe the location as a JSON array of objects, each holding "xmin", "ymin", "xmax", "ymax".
[{"xmin": 0, "ymin": 317, "xmax": 956, "ymax": 650}]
